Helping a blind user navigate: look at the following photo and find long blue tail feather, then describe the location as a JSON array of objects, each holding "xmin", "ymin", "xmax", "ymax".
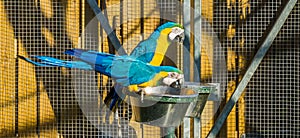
[
  {"xmin": 18, "ymin": 55, "xmax": 93, "ymax": 70},
  {"xmin": 64, "ymin": 49, "xmax": 87, "ymax": 57}
]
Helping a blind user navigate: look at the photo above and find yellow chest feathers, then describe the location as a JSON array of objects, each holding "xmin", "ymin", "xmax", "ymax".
[{"xmin": 127, "ymin": 72, "xmax": 169, "ymax": 92}]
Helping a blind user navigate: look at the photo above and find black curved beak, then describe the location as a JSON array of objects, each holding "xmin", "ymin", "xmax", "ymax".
[
  {"xmin": 170, "ymin": 79, "xmax": 182, "ymax": 89},
  {"xmin": 175, "ymin": 34, "xmax": 185, "ymax": 43}
]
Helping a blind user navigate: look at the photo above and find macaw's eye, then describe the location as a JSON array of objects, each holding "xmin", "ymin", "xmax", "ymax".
[
  {"xmin": 172, "ymin": 27, "xmax": 181, "ymax": 33},
  {"xmin": 169, "ymin": 72, "xmax": 177, "ymax": 78}
]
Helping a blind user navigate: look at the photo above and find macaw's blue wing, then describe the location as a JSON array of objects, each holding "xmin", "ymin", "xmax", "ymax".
[
  {"xmin": 18, "ymin": 55, "xmax": 93, "ymax": 70},
  {"xmin": 65, "ymin": 49, "xmax": 163, "ymax": 86},
  {"xmin": 129, "ymin": 37, "xmax": 157, "ymax": 63}
]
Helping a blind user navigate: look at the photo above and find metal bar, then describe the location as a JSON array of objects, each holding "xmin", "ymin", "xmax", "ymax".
[
  {"xmin": 207, "ymin": 0, "xmax": 297, "ymax": 137},
  {"xmin": 183, "ymin": 0, "xmax": 191, "ymax": 82},
  {"xmin": 194, "ymin": 118, "xmax": 201, "ymax": 138},
  {"xmin": 183, "ymin": 0, "xmax": 191, "ymax": 137},
  {"xmin": 140, "ymin": 0, "xmax": 144, "ymax": 40},
  {"xmin": 86, "ymin": 0, "xmax": 127, "ymax": 55},
  {"xmin": 36, "ymin": 78, "xmax": 40, "ymax": 137},
  {"xmin": 14, "ymin": 38, "xmax": 19, "ymax": 137},
  {"xmin": 140, "ymin": 124, "xmax": 144, "ymax": 138},
  {"xmin": 193, "ymin": 0, "xmax": 201, "ymax": 83},
  {"xmin": 183, "ymin": 117, "xmax": 190, "ymax": 138},
  {"xmin": 193, "ymin": 0, "xmax": 201, "ymax": 137},
  {"xmin": 81, "ymin": 0, "xmax": 85, "ymax": 49}
]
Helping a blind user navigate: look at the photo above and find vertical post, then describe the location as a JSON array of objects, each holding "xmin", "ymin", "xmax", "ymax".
[
  {"xmin": 194, "ymin": 118, "xmax": 201, "ymax": 138},
  {"xmin": 81, "ymin": 0, "xmax": 85, "ymax": 49},
  {"xmin": 193, "ymin": 0, "xmax": 202, "ymax": 137},
  {"xmin": 183, "ymin": 117, "xmax": 191, "ymax": 138},
  {"xmin": 14, "ymin": 38, "xmax": 19, "ymax": 137},
  {"xmin": 140, "ymin": 1, "xmax": 144, "ymax": 137},
  {"xmin": 193, "ymin": 0, "xmax": 201, "ymax": 83},
  {"xmin": 183, "ymin": 0, "xmax": 191, "ymax": 137},
  {"xmin": 140, "ymin": 124, "xmax": 144, "ymax": 138},
  {"xmin": 183, "ymin": 0, "xmax": 202, "ymax": 137},
  {"xmin": 36, "ymin": 78, "xmax": 40, "ymax": 137},
  {"xmin": 183, "ymin": 0, "xmax": 191, "ymax": 82}
]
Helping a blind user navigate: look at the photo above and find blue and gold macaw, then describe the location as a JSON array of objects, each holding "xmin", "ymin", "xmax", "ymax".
[
  {"xmin": 19, "ymin": 49, "xmax": 183, "ymax": 88},
  {"xmin": 105, "ymin": 22, "xmax": 185, "ymax": 111}
]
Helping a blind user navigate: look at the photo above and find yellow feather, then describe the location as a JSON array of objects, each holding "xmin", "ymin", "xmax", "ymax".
[
  {"xmin": 128, "ymin": 85, "xmax": 139, "ymax": 92},
  {"xmin": 149, "ymin": 28, "xmax": 172, "ymax": 66}
]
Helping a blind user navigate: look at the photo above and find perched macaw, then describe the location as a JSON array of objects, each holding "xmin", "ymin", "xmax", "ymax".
[
  {"xmin": 104, "ymin": 22, "xmax": 185, "ymax": 111},
  {"xmin": 19, "ymin": 49, "xmax": 183, "ymax": 88}
]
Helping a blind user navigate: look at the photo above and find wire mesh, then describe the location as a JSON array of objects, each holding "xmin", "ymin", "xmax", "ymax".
[
  {"xmin": 2, "ymin": 0, "xmax": 299, "ymax": 137},
  {"xmin": 0, "ymin": 0, "xmax": 94, "ymax": 137},
  {"xmin": 2, "ymin": 0, "xmax": 217, "ymax": 137},
  {"xmin": 213, "ymin": 0, "xmax": 300, "ymax": 137},
  {"xmin": 245, "ymin": 1, "xmax": 300, "ymax": 137}
]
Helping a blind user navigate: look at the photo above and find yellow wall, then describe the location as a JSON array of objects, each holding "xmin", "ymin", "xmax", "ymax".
[{"xmin": 0, "ymin": 0, "xmax": 80, "ymax": 137}]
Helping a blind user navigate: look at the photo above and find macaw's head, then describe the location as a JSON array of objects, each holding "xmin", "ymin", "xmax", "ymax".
[
  {"xmin": 158, "ymin": 66, "xmax": 184, "ymax": 89},
  {"xmin": 163, "ymin": 72, "xmax": 184, "ymax": 89},
  {"xmin": 156, "ymin": 22, "xmax": 185, "ymax": 43}
]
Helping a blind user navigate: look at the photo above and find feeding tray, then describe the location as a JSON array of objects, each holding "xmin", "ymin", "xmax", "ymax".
[
  {"xmin": 184, "ymin": 82, "xmax": 216, "ymax": 118},
  {"xmin": 128, "ymin": 86, "xmax": 198, "ymax": 127}
]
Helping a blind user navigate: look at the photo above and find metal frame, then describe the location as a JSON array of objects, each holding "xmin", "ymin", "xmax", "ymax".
[{"xmin": 183, "ymin": 0, "xmax": 202, "ymax": 137}]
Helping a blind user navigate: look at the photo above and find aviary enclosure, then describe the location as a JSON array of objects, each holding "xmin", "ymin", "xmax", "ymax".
[{"xmin": 0, "ymin": 0, "xmax": 299, "ymax": 137}]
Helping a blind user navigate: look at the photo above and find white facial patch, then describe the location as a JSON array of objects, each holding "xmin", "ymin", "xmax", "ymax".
[
  {"xmin": 162, "ymin": 72, "xmax": 184, "ymax": 86},
  {"xmin": 168, "ymin": 27, "xmax": 184, "ymax": 41}
]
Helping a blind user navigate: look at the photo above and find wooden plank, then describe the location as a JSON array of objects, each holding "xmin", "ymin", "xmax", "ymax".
[
  {"xmin": 66, "ymin": 0, "xmax": 80, "ymax": 47},
  {"xmin": 1, "ymin": 0, "xmax": 80, "ymax": 137},
  {"xmin": 0, "ymin": 0, "xmax": 16, "ymax": 136}
]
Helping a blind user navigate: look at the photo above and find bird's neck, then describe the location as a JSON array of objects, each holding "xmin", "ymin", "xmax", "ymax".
[{"xmin": 149, "ymin": 30, "xmax": 172, "ymax": 66}]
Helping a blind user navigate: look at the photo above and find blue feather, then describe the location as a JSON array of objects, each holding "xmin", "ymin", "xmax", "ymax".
[
  {"xmin": 18, "ymin": 55, "xmax": 93, "ymax": 70},
  {"xmin": 108, "ymin": 84, "xmax": 124, "ymax": 111}
]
